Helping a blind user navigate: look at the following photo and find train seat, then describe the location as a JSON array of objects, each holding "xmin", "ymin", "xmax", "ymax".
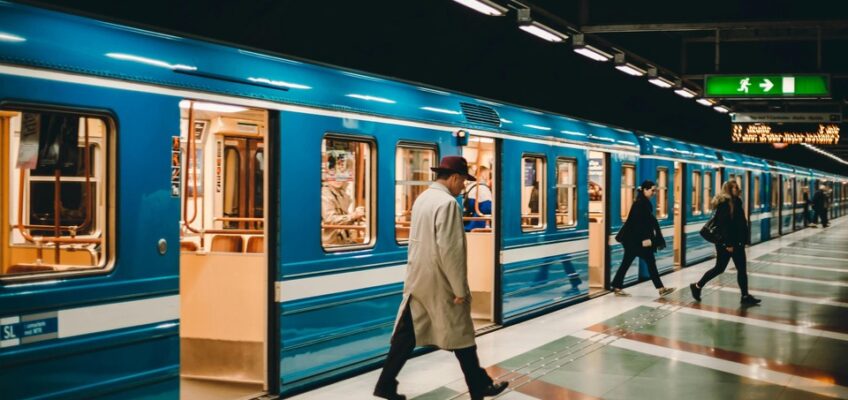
[{"xmin": 210, "ymin": 235, "xmax": 243, "ymax": 252}]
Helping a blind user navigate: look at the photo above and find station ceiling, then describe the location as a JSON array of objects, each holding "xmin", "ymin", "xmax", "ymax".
[{"xmin": 26, "ymin": 0, "xmax": 848, "ymax": 174}]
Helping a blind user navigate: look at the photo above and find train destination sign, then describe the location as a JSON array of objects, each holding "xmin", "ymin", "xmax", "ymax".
[
  {"xmin": 731, "ymin": 123, "xmax": 840, "ymax": 144},
  {"xmin": 705, "ymin": 75, "xmax": 830, "ymax": 98},
  {"xmin": 730, "ymin": 112, "xmax": 842, "ymax": 124}
]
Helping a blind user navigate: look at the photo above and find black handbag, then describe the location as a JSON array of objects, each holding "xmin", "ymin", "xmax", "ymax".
[{"xmin": 700, "ymin": 213, "xmax": 722, "ymax": 244}]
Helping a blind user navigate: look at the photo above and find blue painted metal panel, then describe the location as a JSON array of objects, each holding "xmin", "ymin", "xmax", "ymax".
[
  {"xmin": 0, "ymin": 76, "xmax": 180, "ymax": 398},
  {"xmin": 608, "ymin": 153, "xmax": 640, "ymax": 287}
]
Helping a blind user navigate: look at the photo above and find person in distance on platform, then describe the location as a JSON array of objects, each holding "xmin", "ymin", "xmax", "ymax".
[
  {"xmin": 690, "ymin": 180, "xmax": 762, "ymax": 305},
  {"xmin": 812, "ymin": 184, "xmax": 829, "ymax": 228},
  {"xmin": 803, "ymin": 188, "xmax": 814, "ymax": 227},
  {"xmin": 611, "ymin": 180, "xmax": 675, "ymax": 297},
  {"xmin": 374, "ymin": 156, "xmax": 508, "ymax": 400}
]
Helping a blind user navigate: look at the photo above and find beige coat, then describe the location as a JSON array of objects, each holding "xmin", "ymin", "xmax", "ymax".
[{"xmin": 396, "ymin": 182, "xmax": 475, "ymax": 350}]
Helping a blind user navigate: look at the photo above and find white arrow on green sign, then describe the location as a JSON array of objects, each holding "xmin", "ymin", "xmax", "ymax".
[{"xmin": 705, "ymin": 75, "xmax": 829, "ymax": 98}]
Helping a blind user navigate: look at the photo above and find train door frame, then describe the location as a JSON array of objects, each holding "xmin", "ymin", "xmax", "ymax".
[
  {"xmin": 462, "ymin": 134, "xmax": 500, "ymax": 331},
  {"xmin": 177, "ymin": 101, "xmax": 274, "ymax": 396},
  {"xmin": 587, "ymin": 150, "xmax": 610, "ymax": 296},
  {"xmin": 673, "ymin": 161, "xmax": 685, "ymax": 269}
]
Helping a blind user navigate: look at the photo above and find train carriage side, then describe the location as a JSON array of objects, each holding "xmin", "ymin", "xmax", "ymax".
[
  {"xmin": 0, "ymin": 65, "xmax": 181, "ymax": 398},
  {"xmin": 498, "ymin": 113, "xmax": 641, "ymax": 320},
  {"xmin": 769, "ymin": 161, "xmax": 796, "ymax": 235},
  {"xmin": 608, "ymin": 145, "xmax": 641, "ymax": 288},
  {"xmin": 680, "ymin": 144, "xmax": 722, "ymax": 266},
  {"xmin": 736, "ymin": 154, "xmax": 770, "ymax": 244},
  {"xmin": 793, "ymin": 167, "xmax": 814, "ymax": 230}
]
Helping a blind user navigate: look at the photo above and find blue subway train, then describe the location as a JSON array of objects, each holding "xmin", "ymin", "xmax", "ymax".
[{"xmin": 0, "ymin": 3, "xmax": 845, "ymax": 399}]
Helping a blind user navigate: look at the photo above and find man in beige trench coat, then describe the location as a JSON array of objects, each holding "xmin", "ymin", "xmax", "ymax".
[{"xmin": 374, "ymin": 156, "xmax": 508, "ymax": 400}]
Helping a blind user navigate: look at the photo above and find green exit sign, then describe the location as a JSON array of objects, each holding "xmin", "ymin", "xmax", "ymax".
[{"xmin": 705, "ymin": 75, "xmax": 830, "ymax": 98}]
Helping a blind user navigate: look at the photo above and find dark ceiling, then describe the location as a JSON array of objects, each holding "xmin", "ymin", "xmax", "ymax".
[{"xmin": 23, "ymin": 0, "xmax": 848, "ymax": 174}]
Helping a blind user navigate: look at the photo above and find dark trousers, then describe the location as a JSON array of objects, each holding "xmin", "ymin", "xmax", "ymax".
[
  {"xmin": 815, "ymin": 208, "xmax": 829, "ymax": 226},
  {"xmin": 696, "ymin": 244, "xmax": 749, "ymax": 296},
  {"xmin": 611, "ymin": 246, "xmax": 663, "ymax": 289},
  {"xmin": 376, "ymin": 303, "xmax": 493, "ymax": 395}
]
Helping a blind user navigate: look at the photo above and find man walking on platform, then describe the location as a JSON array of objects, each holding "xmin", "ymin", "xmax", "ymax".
[
  {"xmin": 374, "ymin": 156, "xmax": 508, "ymax": 400},
  {"xmin": 813, "ymin": 185, "xmax": 830, "ymax": 228}
]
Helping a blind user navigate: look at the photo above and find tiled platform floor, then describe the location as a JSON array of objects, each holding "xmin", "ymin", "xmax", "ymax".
[{"xmin": 293, "ymin": 218, "xmax": 848, "ymax": 400}]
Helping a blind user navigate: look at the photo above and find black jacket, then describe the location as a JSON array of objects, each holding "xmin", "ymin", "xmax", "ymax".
[
  {"xmin": 714, "ymin": 196, "xmax": 748, "ymax": 246},
  {"xmin": 616, "ymin": 194, "xmax": 665, "ymax": 251},
  {"xmin": 813, "ymin": 190, "xmax": 827, "ymax": 211}
]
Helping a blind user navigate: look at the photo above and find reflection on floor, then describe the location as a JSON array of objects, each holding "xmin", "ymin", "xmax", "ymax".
[
  {"xmin": 291, "ymin": 217, "xmax": 848, "ymax": 400},
  {"xmin": 180, "ymin": 377, "xmax": 263, "ymax": 400}
]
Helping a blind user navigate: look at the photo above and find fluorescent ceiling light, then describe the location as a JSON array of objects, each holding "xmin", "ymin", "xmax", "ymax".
[
  {"xmin": 696, "ymin": 98, "xmax": 715, "ymax": 106},
  {"xmin": 519, "ymin": 22, "xmax": 568, "ymax": 43},
  {"xmin": 421, "ymin": 106, "xmax": 461, "ymax": 115},
  {"xmin": 179, "ymin": 100, "xmax": 247, "ymax": 113},
  {"xmin": 346, "ymin": 94, "xmax": 396, "ymax": 104},
  {"xmin": 106, "ymin": 52, "xmax": 197, "ymax": 71},
  {"xmin": 648, "ymin": 76, "xmax": 674, "ymax": 88},
  {"xmin": 524, "ymin": 124, "xmax": 551, "ymax": 131},
  {"xmin": 713, "ymin": 105, "xmax": 730, "ymax": 113},
  {"xmin": 615, "ymin": 63, "xmax": 646, "ymax": 76},
  {"xmin": 248, "ymin": 77, "xmax": 311, "ymax": 90},
  {"xmin": 451, "ymin": 0, "xmax": 507, "ymax": 16},
  {"xmin": 573, "ymin": 46, "xmax": 612, "ymax": 62},
  {"xmin": 674, "ymin": 88, "xmax": 697, "ymax": 98},
  {"xmin": 0, "ymin": 32, "xmax": 25, "ymax": 42}
]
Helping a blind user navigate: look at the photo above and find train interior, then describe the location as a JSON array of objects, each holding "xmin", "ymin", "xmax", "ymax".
[
  {"xmin": 587, "ymin": 151, "xmax": 607, "ymax": 295},
  {"xmin": 177, "ymin": 100, "xmax": 268, "ymax": 398},
  {"xmin": 462, "ymin": 136, "xmax": 497, "ymax": 330},
  {"xmin": 1, "ymin": 110, "xmax": 112, "ymax": 277}
]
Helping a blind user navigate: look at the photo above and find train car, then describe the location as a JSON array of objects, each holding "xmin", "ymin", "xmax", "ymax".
[
  {"xmin": 725, "ymin": 153, "xmax": 771, "ymax": 244},
  {"xmin": 768, "ymin": 161, "xmax": 797, "ymax": 235},
  {"xmin": 0, "ymin": 3, "xmax": 846, "ymax": 399}
]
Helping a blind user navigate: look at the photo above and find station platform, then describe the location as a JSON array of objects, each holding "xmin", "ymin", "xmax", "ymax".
[{"xmin": 293, "ymin": 219, "xmax": 848, "ymax": 400}]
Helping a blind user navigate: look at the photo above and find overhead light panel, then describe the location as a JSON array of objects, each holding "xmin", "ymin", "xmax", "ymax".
[
  {"xmin": 713, "ymin": 105, "xmax": 730, "ymax": 113},
  {"xmin": 451, "ymin": 0, "xmax": 507, "ymax": 16},
  {"xmin": 572, "ymin": 34, "xmax": 612, "ymax": 62},
  {"xmin": 517, "ymin": 9, "xmax": 568, "ymax": 42},
  {"xmin": 674, "ymin": 85, "xmax": 697, "ymax": 99},
  {"xmin": 696, "ymin": 98, "xmax": 716, "ymax": 106},
  {"xmin": 646, "ymin": 67, "xmax": 674, "ymax": 88},
  {"xmin": 613, "ymin": 53, "xmax": 646, "ymax": 76}
]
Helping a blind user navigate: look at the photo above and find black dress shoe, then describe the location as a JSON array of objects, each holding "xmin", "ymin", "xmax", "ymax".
[
  {"xmin": 740, "ymin": 295, "xmax": 762, "ymax": 305},
  {"xmin": 471, "ymin": 381, "xmax": 509, "ymax": 400},
  {"xmin": 689, "ymin": 283, "xmax": 702, "ymax": 302},
  {"xmin": 373, "ymin": 387, "xmax": 406, "ymax": 400}
]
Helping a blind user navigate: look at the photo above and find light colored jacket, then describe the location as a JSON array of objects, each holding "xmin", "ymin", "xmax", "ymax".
[
  {"xmin": 321, "ymin": 184, "xmax": 356, "ymax": 245},
  {"xmin": 397, "ymin": 182, "xmax": 475, "ymax": 350}
]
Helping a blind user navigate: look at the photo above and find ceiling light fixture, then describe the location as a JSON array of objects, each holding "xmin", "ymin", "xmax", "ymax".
[
  {"xmin": 572, "ymin": 34, "xmax": 612, "ymax": 62},
  {"xmin": 613, "ymin": 53, "xmax": 646, "ymax": 76},
  {"xmin": 713, "ymin": 105, "xmax": 730, "ymax": 113},
  {"xmin": 517, "ymin": 9, "xmax": 568, "ymax": 42},
  {"xmin": 451, "ymin": 0, "xmax": 507, "ymax": 16},
  {"xmin": 696, "ymin": 98, "xmax": 716, "ymax": 106},
  {"xmin": 646, "ymin": 68, "xmax": 674, "ymax": 88}
]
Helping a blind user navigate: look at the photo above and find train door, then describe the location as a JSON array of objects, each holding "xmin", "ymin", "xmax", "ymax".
[
  {"xmin": 462, "ymin": 135, "xmax": 498, "ymax": 330},
  {"xmin": 177, "ymin": 101, "xmax": 271, "ymax": 398},
  {"xmin": 673, "ymin": 162, "xmax": 684, "ymax": 268},
  {"xmin": 587, "ymin": 151, "xmax": 608, "ymax": 296}
]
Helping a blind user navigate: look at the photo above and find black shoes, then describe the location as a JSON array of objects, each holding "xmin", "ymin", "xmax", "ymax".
[
  {"xmin": 373, "ymin": 386, "xmax": 406, "ymax": 400},
  {"xmin": 689, "ymin": 283, "xmax": 702, "ymax": 302},
  {"xmin": 741, "ymin": 295, "xmax": 762, "ymax": 305},
  {"xmin": 471, "ymin": 381, "xmax": 509, "ymax": 400}
]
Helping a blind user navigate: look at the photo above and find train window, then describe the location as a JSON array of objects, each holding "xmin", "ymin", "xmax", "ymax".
[
  {"xmin": 620, "ymin": 164, "xmax": 636, "ymax": 220},
  {"xmin": 703, "ymin": 171, "xmax": 713, "ymax": 213},
  {"xmin": 691, "ymin": 171, "xmax": 702, "ymax": 215},
  {"xmin": 395, "ymin": 144, "xmax": 437, "ymax": 243},
  {"xmin": 771, "ymin": 176, "xmax": 779, "ymax": 208},
  {"xmin": 223, "ymin": 146, "xmax": 241, "ymax": 223},
  {"xmin": 2, "ymin": 110, "xmax": 113, "ymax": 279},
  {"xmin": 556, "ymin": 158, "xmax": 577, "ymax": 228},
  {"xmin": 753, "ymin": 176, "xmax": 761, "ymax": 208},
  {"xmin": 783, "ymin": 178, "xmax": 793, "ymax": 205},
  {"xmin": 521, "ymin": 155, "xmax": 545, "ymax": 232},
  {"xmin": 321, "ymin": 136, "xmax": 374, "ymax": 250},
  {"xmin": 795, "ymin": 179, "xmax": 806, "ymax": 203},
  {"xmin": 656, "ymin": 168, "xmax": 669, "ymax": 219}
]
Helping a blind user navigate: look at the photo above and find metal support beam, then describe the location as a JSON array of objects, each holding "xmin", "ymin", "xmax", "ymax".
[
  {"xmin": 581, "ymin": 20, "xmax": 848, "ymax": 33},
  {"xmin": 715, "ymin": 30, "xmax": 720, "ymax": 72},
  {"xmin": 818, "ymin": 26, "xmax": 823, "ymax": 71}
]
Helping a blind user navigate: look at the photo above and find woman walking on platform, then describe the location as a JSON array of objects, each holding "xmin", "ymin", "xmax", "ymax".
[
  {"xmin": 611, "ymin": 180, "xmax": 675, "ymax": 297},
  {"xmin": 690, "ymin": 180, "xmax": 762, "ymax": 305}
]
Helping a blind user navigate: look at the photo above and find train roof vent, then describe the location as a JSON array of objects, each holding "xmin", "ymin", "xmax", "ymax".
[{"xmin": 460, "ymin": 102, "xmax": 501, "ymax": 128}]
